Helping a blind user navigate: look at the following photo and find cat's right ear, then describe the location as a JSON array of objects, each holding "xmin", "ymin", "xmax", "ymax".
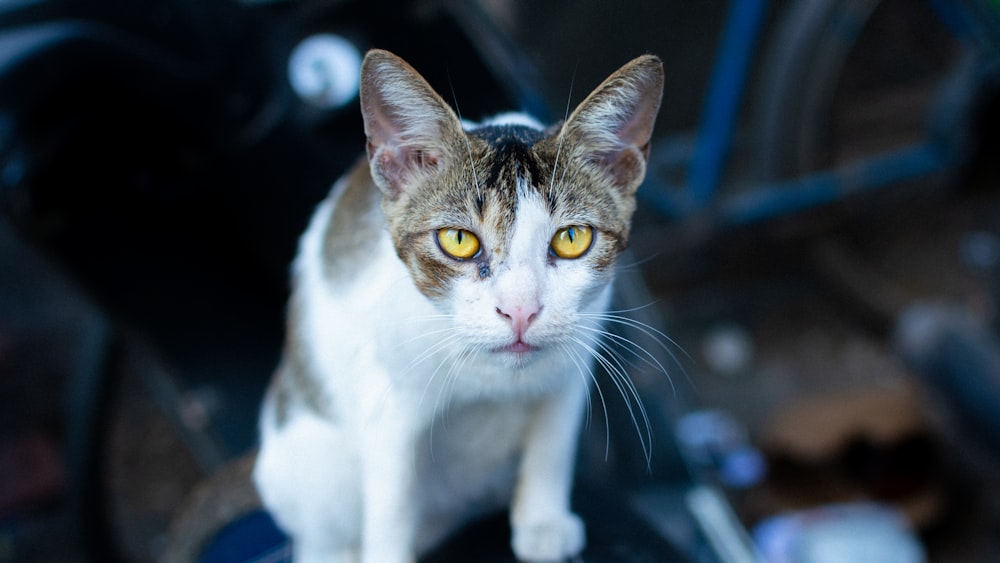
[
  {"xmin": 360, "ymin": 50, "xmax": 464, "ymax": 199},
  {"xmin": 562, "ymin": 55, "xmax": 664, "ymax": 196}
]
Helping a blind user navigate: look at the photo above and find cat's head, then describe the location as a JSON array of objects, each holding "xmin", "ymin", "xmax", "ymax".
[{"xmin": 360, "ymin": 49, "xmax": 662, "ymax": 369}]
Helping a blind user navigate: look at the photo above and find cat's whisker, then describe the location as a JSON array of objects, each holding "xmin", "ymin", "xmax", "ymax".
[
  {"xmin": 574, "ymin": 324, "xmax": 677, "ymax": 397},
  {"xmin": 555, "ymin": 151, "xmax": 574, "ymax": 197},
  {"xmin": 548, "ymin": 131, "xmax": 565, "ymax": 200},
  {"xmin": 573, "ymin": 334, "xmax": 649, "ymax": 426},
  {"xmin": 427, "ymin": 345, "xmax": 466, "ymax": 452},
  {"xmin": 383, "ymin": 313, "xmax": 457, "ymax": 333},
  {"xmin": 393, "ymin": 313, "xmax": 457, "ymax": 323},
  {"xmin": 591, "ymin": 337, "xmax": 654, "ymax": 464},
  {"xmin": 441, "ymin": 342, "xmax": 478, "ymax": 411},
  {"xmin": 370, "ymin": 375, "xmax": 401, "ymax": 427},
  {"xmin": 558, "ymin": 341, "xmax": 612, "ymax": 461},
  {"xmin": 598, "ymin": 302, "xmax": 662, "ymax": 317},
  {"xmin": 430, "ymin": 343, "xmax": 487, "ymax": 453},
  {"xmin": 576, "ymin": 314, "xmax": 675, "ymax": 371},
  {"xmin": 569, "ymin": 334, "xmax": 653, "ymax": 467},
  {"xmin": 423, "ymin": 355, "xmax": 467, "ymax": 457},
  {"xmin": 614, "ymin": 252, "xmax": 664, "ymax": 271},
  {"xmin": 408, "ymin": 332, "xmax": 469, "ymax": 393},
  {"xmin": 548, "ymin": 67, "xmax": 576, "ymax": 200},
  {"xmin": 567, "ymin": 336, "xmax": 644, "ymax": 461},
  {"xmin": 373, "ymin": 305, "xmax": 456, "ymax": 352},
  {"xmin": 578, "ymin": 312, "xmax": 692, "ymax": 385},
  {"xmin": 426, "ymin": 342, "xmax": 477, "ymax": 458},
  {"xmin": 572, "ymin": 318, "xmax": 662, "ymax": 416},
  {"xmin": 429, "ymin": 337, "xmax": 485, "ymax": 416},
  {"xmin": 578, "ymin": 311, "xmax": 682, "ymax": 352},
  {"xmin": 586, "ymin": 334, "xmax": 637, "ymax": 386},
  {"xmin": 393, "ymin": 325, "xmax": 460, "ymax": 351},
  {"xmin": 416, "ymin": 334, "xmax": 467, "ymax": 406},
  {"xmin": 465, "ymin": 136, "xmax": 481, "ymax": 202},
  {"xmin": 557, "ymin": 342, "xmax": 594, "ymax": 429},
  {"xmin": 405, "ymin": 335, "xmax": 457, "ymax": 372},
  {"xmin": 447, "ymin": 70, "xmax": 482, "ymax": 201},
  {"xmin": 566, "ymin": 343, "xmax": 611, "ymax": 461}
]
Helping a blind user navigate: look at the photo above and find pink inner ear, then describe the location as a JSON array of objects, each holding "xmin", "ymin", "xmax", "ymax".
[
  {"xmin": 362, "ymin": 90, "xmax": 400, "ymax": 155},
  {"xmin": 372, "ymin": 144, "xmax": 445, "ymax": 197},
  {"xmin": 612, "ymin": 87, "xmax": 660, "ymax": 155},
  {"xmin": 564, "ymin": 57, "xmax": 662, "ymax": 194},
  {"xmin": 604, "ymin": 147, "xmax": 643, "ymax": 190},
  {"xmin": 412, "ymin": 149, "xmax": 440, "ymax": 169},
  {"xmin": 375, "ymin": 149, "xmax": 407, "ymax": 194},
  {"xmin": 391, "ymin": 146, "xmax": 443, "ymax": 175}
]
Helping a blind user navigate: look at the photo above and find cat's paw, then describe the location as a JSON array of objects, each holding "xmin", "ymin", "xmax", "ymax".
[{"xmin": 511, "ymin": 512, "xmax": 585, "ymax": 562}]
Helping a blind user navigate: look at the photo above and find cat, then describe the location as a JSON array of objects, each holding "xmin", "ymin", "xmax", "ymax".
[{"xmin": 252, "ymin": 49, "xmax": 663, "ymax": 563}]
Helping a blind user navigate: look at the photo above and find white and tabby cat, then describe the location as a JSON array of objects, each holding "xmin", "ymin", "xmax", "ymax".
[{"xmin": 253, "ymin": 49, "xmax": 663, "ymax": 563}]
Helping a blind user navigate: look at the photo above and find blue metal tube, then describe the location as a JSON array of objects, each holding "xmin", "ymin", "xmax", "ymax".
[
  {"xmin": 688, "ymin": 0, "xmax": 769, "ymax": 207},
  {"xmin": 639, "ymin": 141, "xmax": 956, "ymax": 229},
  {"xmin": 718, "ymin": 141, "xmax": 950, "ymax": 226},
  {"xmin": 927, "ymin": 0, "xmax": 1000, "ymax": 49},
  {"xmin": 640, "ymin": 139, "xmax": 953, "ymax": 227}
]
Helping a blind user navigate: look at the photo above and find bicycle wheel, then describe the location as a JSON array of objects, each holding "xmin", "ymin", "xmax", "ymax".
[{"xmin": 752, "ymin": 0, "xmax": 965, "ymax": 181}]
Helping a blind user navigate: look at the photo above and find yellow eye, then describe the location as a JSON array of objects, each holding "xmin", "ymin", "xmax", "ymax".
[
  {"xmin": 437, "ymin": 228, "xmax": 481, "ymax": 260},
  {"xmin": 551, "ymin": 225, "xmax": 593, "ymax": 259}
]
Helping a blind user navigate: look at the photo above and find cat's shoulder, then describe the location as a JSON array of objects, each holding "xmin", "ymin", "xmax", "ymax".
[{"xmin": 315, "ymin": 159, "xmax": 385, "ymax": 285}]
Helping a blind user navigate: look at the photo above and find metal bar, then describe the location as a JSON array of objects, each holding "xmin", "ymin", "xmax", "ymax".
[
  {"xmin": 687, "ymin": 0, "xmax": 769, "ymax": 207},
  {"xmin": 642, "ymin": 138, "xmax": 953, "ymax": 228},
  {"xmin": 129, "ymin": 339, "xmax": 230, "ymax": 474},
  {"xmin": 686, "ymin": 485, "xmax": 764, "ymax": 563},
  {"xmin": 718, "ymin": 141, "xmax": 951, "ymax": 226},
  {"xmin": 928, "ymin": 0, "xmax": 1000, "ymax": 49}
]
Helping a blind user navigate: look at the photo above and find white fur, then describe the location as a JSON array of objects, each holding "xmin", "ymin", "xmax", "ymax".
[
  {"xmin": 462, "ymin": 111, "xmax": 546, "ymax": 132},
  {"xmin": 254, "ymin": 175, "xmax": 611, "ymax": 563}
]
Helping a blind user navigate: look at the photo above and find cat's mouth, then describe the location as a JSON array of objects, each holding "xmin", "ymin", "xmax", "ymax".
[{"xmin": 495, "ymin": 340, "xmax": 539, "ymax": 355}]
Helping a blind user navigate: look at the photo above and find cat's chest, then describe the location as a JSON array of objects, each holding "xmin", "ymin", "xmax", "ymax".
[{"xmin": 416, "ymin": 398, "xmax": 536, "ymax": 508}]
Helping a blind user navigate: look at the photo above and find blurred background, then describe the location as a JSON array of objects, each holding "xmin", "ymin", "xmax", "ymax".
[{"xmin": 2, "ymin": 0, "xmax": 1000, "ymax": 561}]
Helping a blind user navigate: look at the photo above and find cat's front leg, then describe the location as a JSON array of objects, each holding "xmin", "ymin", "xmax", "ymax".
[
  {"xmin": 510, "ymin": 379, "xmax": 588, "ymax": 562},
  {"xmin": 358, "ymin": 400, "xmax": 422, "ymax": 563}
]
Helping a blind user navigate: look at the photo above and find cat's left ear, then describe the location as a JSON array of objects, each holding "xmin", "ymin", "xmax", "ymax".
[
  {"xmin": 562, "ymin": 55, "xmax": 664, "ymax": 195},
  {"xmin": 360, "ymin": 49, "xmax": 466, "ymax": 199}
]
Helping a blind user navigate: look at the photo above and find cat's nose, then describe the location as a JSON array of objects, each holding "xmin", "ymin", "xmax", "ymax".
[{"xmin": 496, "ymin": 304, "xmax": 542, "ymax": 338}]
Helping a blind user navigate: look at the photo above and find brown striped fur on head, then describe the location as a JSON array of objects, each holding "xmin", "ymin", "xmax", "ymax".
[{"xmin": 360, "ymin": 50, "xmax": 663, "ymax": 302}]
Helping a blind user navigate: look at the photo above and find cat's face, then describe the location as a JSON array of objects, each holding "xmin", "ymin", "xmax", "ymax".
[{"xmin": 360, "ymin": 50, "xmax": 663, "ymax": 368}]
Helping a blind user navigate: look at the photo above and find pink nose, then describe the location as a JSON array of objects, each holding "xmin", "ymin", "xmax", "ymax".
[{"xmin": 496, "ymin": 304, "xmax": 541, "ymax": 339}]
